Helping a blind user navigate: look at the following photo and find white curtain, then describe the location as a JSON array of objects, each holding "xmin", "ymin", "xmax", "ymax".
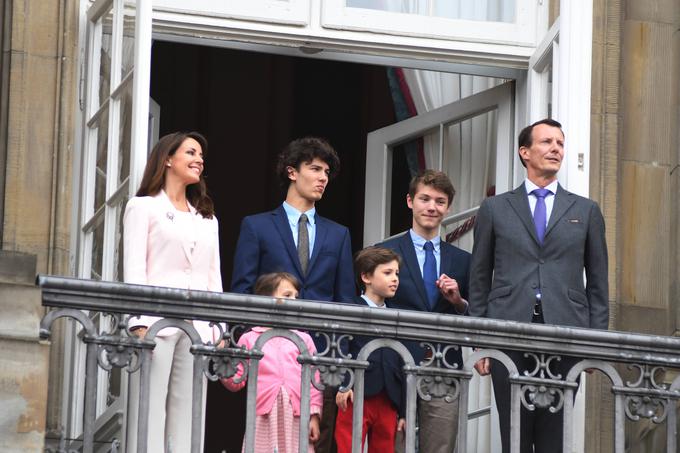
[
  {"xmin": 346, "ymin": 0, "xmax": 515, "ymax": 22},
  {"xmin": 402, "ymin": 70, "xmax": 499, "ymax": 252}
]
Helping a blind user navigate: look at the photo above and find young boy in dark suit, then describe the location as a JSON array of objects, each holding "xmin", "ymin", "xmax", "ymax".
[{"xmin": 334, "ymin": 246, "xmax": 406, "ymax": 453}]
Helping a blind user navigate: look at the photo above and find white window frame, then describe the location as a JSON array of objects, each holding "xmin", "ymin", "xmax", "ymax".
[
  {"xmin": 65, "ymin": 0, "xmax": 152, "ymax": 442},
  {"xmin": 322, "ymin": 0, "xmax": 540, "ymax": 47},
  {"xmin": 363, "ymin": 81, "xmax": 515, "ymax": 246},
  {"xmin": 154, "ymin": 0, "xmax": 311, "ymax": 26},
  {"xmin": 77, "ymin": 0, "xmax": 150, "ymax": 283},
  {"xmin": 149, "ymin": 1, "xmax": 546, "ymax": 69}
]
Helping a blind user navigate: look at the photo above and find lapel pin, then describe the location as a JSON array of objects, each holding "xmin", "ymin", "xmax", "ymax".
[{"xmin": 166, "ymin": 212, "xmax": 174, "ymax": 221}]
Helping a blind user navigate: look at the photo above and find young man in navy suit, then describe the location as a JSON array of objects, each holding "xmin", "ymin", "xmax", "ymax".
[
  {"xmin": 231, "ymin": 136, "xmax": 355, "ymax": 452},
  {"xmin": 378, "ymin": 170, "xmax": 470, "ymax": 453},
  {"xmin": 334, "ymin": 246, "xmax": 406, "ymax": 453}
]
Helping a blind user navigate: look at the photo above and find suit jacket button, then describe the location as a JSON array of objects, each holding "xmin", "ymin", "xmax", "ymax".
[
  {"xmin": 531, "ymin": 284, "xmax": 537, "ymax": 289},
  {"xmin": 539, "ymin": 259, "xmax": 545, "ymax": 264}
]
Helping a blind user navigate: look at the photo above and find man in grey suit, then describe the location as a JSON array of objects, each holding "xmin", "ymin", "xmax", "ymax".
[{"xmin": 469, "ymin": 118, "xmax": 608, "ymax": 453}]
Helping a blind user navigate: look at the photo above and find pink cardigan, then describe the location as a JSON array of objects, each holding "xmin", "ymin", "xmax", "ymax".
[{"xmin": 222, "ymin": 327, "xmax": 323, "ymax": 416}]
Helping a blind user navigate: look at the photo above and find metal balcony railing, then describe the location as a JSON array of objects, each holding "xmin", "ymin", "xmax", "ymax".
[{"xmin": 38, "ymin": 275, "xmax": 680, "ymax": 453}]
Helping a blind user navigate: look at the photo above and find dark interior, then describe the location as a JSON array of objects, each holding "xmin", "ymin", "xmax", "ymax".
[{"xmin": 150, "ymin": 39, "xmax": 414, "ymax": 451}]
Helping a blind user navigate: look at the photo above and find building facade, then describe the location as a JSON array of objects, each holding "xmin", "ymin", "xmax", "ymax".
[{"xmin": 0, "ymin": 0, "xmax": 678, "ymax": 451}]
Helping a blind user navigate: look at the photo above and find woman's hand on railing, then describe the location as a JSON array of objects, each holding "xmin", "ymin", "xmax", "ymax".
[{"xmin": 474, "ymin": 358, "xmax": 491, "ymax": 376}]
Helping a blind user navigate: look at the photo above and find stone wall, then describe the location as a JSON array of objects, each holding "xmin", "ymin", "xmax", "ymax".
[
  {"xmin": 0, "ymin": 251, "xmax": 47, "ymax": 452},
  {"xmin": 1, "ymin": 0, "xmax": 80, "ymax": 447},
  {"xmin": 589, "ymin": 0, "xmax": 680, "ymax": 450}
]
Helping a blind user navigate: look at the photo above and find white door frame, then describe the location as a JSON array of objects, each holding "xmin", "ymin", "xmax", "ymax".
[{"xmin": 362, "ymin": 82, "xmax": 515, "ymax": 246}]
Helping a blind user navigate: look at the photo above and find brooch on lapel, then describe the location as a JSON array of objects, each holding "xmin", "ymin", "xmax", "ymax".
[
  {"xmin": 568, "ymin": 219, "xmax": 581, "ymax": 224},
  {"xmin": 166, "ymin": 212, "xmax": 174, "ymax": 222}
]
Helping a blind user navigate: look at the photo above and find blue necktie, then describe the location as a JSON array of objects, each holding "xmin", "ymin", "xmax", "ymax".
[
  {"xmin": 423, "ymin": 241, "xmax": 438, "ymax": 309},
  {"xmin": 532, "ymin": 188, "xmax": 551, "ymax": 245}
]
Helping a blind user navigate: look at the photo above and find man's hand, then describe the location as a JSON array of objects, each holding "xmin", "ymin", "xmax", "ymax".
[
  {"xmin": 130, "ymin": 327, "xmax": 148, "ymax": 339},
  {"xmin": 396, "ymin": 418, "xmax": 406, "ymax": 432},
  {"xmin": 336, "ymin": 390, "xmax": 353, "ymax": 411},
  {"xmin": 437, "ymin": 274, "xmax": 467, "ymax": 312},
  {"xmin": 474, "ymin": 358, "xmax": 491, "ymax": 376},
  {"xmin": 309, "ymin": 414, "xmax": 320, "ymax": 442}
]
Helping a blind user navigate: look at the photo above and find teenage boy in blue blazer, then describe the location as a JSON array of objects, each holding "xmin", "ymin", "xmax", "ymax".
[
  {"xmin": 231, "ymin": 136, "xmax": 355, "ymax": 453},
  {"xmin": 231, "ymin": 136, "xmax": 354, "ymax": 303},
  {"xmin": 335, "ymin": 246, "xmax": 406, "ymax": 453},
  {"xmin": 379, "ymin": 170, "xmax": 470, "ymax": 453}
]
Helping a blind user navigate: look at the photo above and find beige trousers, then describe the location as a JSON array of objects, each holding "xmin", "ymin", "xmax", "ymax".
[
  {"xmin": 394, "ymin": 397, "xmax": 459, "ymax": 453},
  {"xmin": 127, "ymin": 331, "xmax": 207, "ymax": 453}
]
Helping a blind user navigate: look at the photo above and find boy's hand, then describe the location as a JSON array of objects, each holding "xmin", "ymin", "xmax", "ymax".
[
  {"xmin": 437, "ymin": 274, "xmax": 467, "ymax": 312},
  {"xmin": 336, "ymin": 390, "xmax": 353, "ymax": 411},
  {"xmin": 309, "ymin": 414, "xmax": 320, "ymax": 442},
  {"xmin": 396, "ymin": 418, "xmax": 406, "ymax": 432}
]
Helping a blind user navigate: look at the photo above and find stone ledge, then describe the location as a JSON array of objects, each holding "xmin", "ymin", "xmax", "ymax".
[{"xmin": 0, "ymin": 250, "xmax": 37, "ymax": 285}]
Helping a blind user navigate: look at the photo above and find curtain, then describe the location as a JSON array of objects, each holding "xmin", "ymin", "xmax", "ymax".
[{"xmin": 402, "ymin": 70, "xmax": 499, "ymax": 252}]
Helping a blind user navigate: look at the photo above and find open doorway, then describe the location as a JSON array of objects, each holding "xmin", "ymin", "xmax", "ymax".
[
  {"xmin": 149, "ymin": 38, "xmax": 511, "ymax": 451},
  {"xmin": 150, "ymin": 40, "xmax": 401, "ymax": 451}
]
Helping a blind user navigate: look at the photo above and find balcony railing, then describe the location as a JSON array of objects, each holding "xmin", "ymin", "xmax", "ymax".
[{"xmin": 38, "ymin": 275, "xmax": 680, "ymax": 453}]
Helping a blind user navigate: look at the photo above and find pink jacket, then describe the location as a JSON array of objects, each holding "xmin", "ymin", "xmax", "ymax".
[
  {"xmin": 222, "ymin": 327, "xmax": 323, "ymax": 416},
  {"xmin": 123, "ymin": 190, "xmax": 222, "ymax": 342}
]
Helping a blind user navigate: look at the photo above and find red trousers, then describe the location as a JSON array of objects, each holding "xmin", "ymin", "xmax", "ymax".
[{"xmin": 334, "ymin": 391, "xmax": 398, "ymax": 453}]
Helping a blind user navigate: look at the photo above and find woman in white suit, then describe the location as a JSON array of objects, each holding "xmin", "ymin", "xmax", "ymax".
[{"xmin": 123, "ymin": 131, "xmax": 222, "ymax": 452}]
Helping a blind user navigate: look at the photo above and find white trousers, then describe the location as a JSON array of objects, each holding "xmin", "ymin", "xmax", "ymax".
[{"xmin": 127, "ymin": 331, "xmax": 206, "ymax": 453}]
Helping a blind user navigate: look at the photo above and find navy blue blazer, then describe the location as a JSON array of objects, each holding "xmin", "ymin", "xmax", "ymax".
[
  {"xmin": 378, "ymin": 232, "xmax": 471, "ymax": 366},
  {"xmin": 343, "ymin": 296, "xmax": 406, "ymax": 417},
  {"xmin": 231, "ymin": 205, "xmax": 355, "ymax": 303}
]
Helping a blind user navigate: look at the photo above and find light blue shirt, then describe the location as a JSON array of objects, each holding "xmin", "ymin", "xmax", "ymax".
[
  {"xmin": 361, "ymin": 294, "xmax": 387, "ymax": 309},
  {"xmin": 525, "ymin": 179, "xmax": 558, "ymax": 227},
  {"xmin": 282, "ymin": 201, "xmax": 316, "ymax": 258},
  {"xmin": 409, "ymin": 229, "xmax": 441, "ymax": 277}
]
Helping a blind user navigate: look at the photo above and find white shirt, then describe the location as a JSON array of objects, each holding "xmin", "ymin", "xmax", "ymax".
[
  {"xmin": 361, "ymin": 294, "xmax": 387, "ymax": 309},
  {"xmin": 525, "ymin": 179, "xmax": 558, "ymax": 227}
]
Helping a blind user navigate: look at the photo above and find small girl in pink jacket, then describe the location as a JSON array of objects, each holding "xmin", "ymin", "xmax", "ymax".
[{"xmin": 222, "ymin": 272, "xmax": 322, "ymax": 452}]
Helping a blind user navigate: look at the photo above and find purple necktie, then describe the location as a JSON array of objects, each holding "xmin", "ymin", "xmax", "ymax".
[{"xmin": 532, "ymin": 188, "xmax": 551, "ymax": 245}]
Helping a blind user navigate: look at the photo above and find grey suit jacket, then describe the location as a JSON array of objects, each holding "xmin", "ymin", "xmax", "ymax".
[{"xmin": 468, "ymin": 183, "xmax": 608, "ymax": 330}]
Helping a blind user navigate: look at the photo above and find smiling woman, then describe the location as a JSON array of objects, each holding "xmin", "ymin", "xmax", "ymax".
[{"xmin": 123, "ymin": 131, "xmax": 223, "ymax": 452}]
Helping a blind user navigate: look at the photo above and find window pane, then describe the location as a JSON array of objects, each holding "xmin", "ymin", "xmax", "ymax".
[
  {"xmin": 441, "ymin": 109, "xmax": 498, "ymax": 251},
  {"xmin": 97, "ymin": 8, "xmax": 114, "ymax": 108},
  {"xmin": 117, "ymin": 79, "xmax": 133, "ymax": 186},
  {"xmin": 94, "ymin": 107, "xmax": 109, "ymax": 212},
  {"xmin": 121, "ymin": 2, "xmax": 136, "ymax": 81},
  {"xmin": 90, "ymin": 215, "xmax": 105, "ymax": 281},
  {"xmin": 389, "ymin": 129, "xmax": 440, "ymax": 236},
  {"xmin": 346, "ymin": 0, "xmax": 516, "ymax": 23}
]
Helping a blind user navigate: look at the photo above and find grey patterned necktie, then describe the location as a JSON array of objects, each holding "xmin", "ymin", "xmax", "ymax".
[{"xmin": 298, "ymin": 214, "xmax": 309, "ymax": 275}]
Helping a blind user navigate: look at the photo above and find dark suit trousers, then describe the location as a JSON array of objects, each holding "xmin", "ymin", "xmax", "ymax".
[
  {"xmin": 491, "ymin": 315, "xmax": 579, "ymax": 453},
  {"xmin": 316, "ymin": 387, "xmax": 339, "ymax": 453}
]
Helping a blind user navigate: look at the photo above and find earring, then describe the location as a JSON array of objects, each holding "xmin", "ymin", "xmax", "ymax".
[{"xmin": 166, "ymin": 163, "xmax": 171, "ymax": 167}]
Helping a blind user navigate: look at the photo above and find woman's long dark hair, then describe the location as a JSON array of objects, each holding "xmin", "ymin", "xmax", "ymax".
[{"xmin": 136, "ymin": 131, "xmax": 215, "ymax": 218}]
